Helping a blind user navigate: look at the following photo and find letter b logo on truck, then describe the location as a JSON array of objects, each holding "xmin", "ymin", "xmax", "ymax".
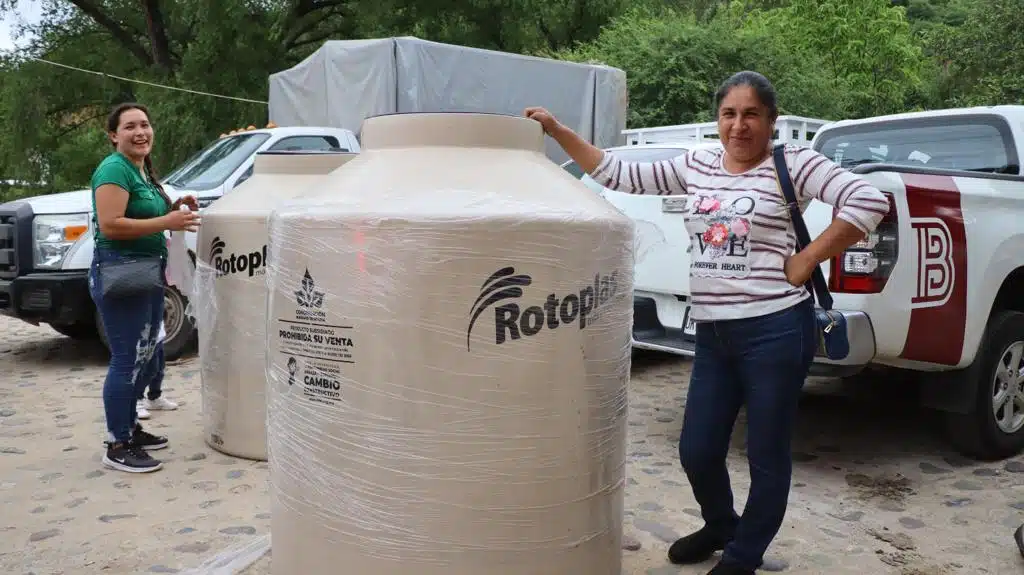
[
  {"xmin": 210, "ymin": 236, "xmax": 268, "ymax": 278},
  {"xmin": 465, "ymin": 266, "xmax": 621, "ymax": 351}
]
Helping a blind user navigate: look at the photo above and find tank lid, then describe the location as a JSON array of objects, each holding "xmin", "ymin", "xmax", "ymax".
[
  {"xmin": 360, "ymin": 112, "xmax": 544, "ymax": 152},
  {"xmin": 253, "ymin": 150, "xmax": 357, "ymax": 175}
]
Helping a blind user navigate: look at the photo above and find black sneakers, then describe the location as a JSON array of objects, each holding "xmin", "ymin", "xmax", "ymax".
[
  {"xmin": 668, "ymin": 527, "xmax": 729, "ymax": 564},
  {"xmin": 130, "ymin": 423, "xmax": 169, "ymax": 451},
  {"xmin": 103, "ymin": 441, "xmax": 163, "ymax": 473},
  {"xmin": 101, "ymin": 424, "xmax": 169, "ymax": 473}
]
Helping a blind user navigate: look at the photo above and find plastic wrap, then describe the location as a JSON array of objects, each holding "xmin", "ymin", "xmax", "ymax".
[
  {"xmin": 178, "ymin": 534, "xmax": 271, "ymax": 575},
  {"xmin": 166, "ymin": 221, "xmax": 196, "ymax": 299},
  {"xmin": 190, "ymin": 151, "xmax": 357, "ymax": 461},
  {"xmin": 264, "ymin": 112, "xmax": 635, "ymax": 574}
]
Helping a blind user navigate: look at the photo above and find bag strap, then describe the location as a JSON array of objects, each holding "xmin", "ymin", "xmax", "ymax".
[{"xmin": 771, "ymin": 144, "xmax": 833, "ymax": 311}]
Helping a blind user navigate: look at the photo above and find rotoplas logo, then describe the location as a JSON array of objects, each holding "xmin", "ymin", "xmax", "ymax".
[
  {"xmin": 466, "ymin": 266, "xmax": 621, "ymax": 351},
  {"xmin": 209, "ymin": 235, "xmax": 267, "ymax": 278}
]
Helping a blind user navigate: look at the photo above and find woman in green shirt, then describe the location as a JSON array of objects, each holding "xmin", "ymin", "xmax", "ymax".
[{"xmin": 89, "ymin": 103, "xmax": 200, "ymax": 473}]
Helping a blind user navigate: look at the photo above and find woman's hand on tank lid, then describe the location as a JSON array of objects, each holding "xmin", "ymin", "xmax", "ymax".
[
  {"xmin": 524, "ymin": 107, "xmax": 560, "ymax": 135},
  {"xmin": 162, "ymin": 209, "xmax": 200, "ymax": 233}
]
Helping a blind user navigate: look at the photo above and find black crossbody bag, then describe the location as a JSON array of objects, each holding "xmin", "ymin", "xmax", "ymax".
[
  {"xmin": 98, "ymin": 256, "xmax": 164, "ymax": 299},
  {"xmin": 771, "ymin": 144, "xmax": 850, "ymax": 361}
]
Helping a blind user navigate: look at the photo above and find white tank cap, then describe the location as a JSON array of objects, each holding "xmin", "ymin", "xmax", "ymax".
[{"xmin": 360, "ymin": 112, "xmax": 545, "ymax": 152}]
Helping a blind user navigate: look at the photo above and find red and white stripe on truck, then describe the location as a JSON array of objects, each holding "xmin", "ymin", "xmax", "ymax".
[{"xmin": 827, "ymin": 174, "xmax": 968, "ymax": 367}]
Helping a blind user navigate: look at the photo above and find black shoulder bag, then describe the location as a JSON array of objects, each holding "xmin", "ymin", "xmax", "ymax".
[
  {"xmin": 771, "ymin": 144, "xmax": 850, "ymax": 361},
  {"xmin": 98, "ymin": 256, "xmax": 164, "ymax": 299}
]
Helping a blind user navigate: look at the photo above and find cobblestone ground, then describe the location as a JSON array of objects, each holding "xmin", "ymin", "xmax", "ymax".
[{"xmin": 1, "ymin": 315, "xmax": 1023, "ymax": 574}]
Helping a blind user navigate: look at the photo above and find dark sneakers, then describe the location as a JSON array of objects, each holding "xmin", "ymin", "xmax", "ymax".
[
  {"xmin": 103, "ymin": 442, "xmax": 163, "ymax": 473},
  {"xmin": 131, "ymin": 423, "xmax": 169, "ymax": 451},
  {"xmin": 668, "ymin": 528, "xmax": 757, "ymax": 574},
  {"xmin": 101, "ymin": 424, "xmax": 169, "ymax": 474},
  {"xmin": 668, "ymin": 527, "xmax": 729, "ymax": 564}
]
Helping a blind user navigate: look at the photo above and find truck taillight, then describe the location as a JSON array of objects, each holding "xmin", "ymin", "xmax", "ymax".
[{"xmin": 828, "ymin": 192, "xmax": 898, "ymax": 294}]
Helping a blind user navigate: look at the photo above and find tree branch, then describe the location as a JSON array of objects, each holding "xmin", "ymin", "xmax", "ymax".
[
  {"xmin": 140, "ymin": 0, "xmax": 174, "ymax": 73},
  {"xmin": 282, "ymin": 4, "xmax": 352, "ymax": 51},
  {"xmin": 287, "ymin": 28, "xmax": 341, "ymax": 52},
  {"xmin": 51, "ymin": 108, "xmax": 107, "ymax": 141},
  {"xmin": 66, "ymin": 0, "xmax": 153, "ymax": 66}
]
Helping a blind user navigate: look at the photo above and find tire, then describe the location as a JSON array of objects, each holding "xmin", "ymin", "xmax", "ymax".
[
  {"xmin": 160, "ymin": 285, "xmax": 196, "ymax": 361},
  {"xmin": 95, "ymin": 285, "xmax": 197, "ymax": 362},
  {"xmin": 943, "ymin": 310, "xmax": 1024, "ymax": 461},
  {"xmin": 51, "ymin": 320, "xmax": 99, "ymax": 340}
]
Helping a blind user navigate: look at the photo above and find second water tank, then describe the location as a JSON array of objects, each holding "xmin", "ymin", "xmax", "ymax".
[{"xmin": 195, "ymin": 150, "xmax": 356, "ymax": 461}]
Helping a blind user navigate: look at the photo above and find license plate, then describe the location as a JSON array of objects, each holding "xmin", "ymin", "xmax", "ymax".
[
  {"xmin": 662, "ymin": 197, "xmax": 688, "ymax": 213},
  {"xmin": 683, "ymin": 308, "xmax": 697, "ymax": 336}
]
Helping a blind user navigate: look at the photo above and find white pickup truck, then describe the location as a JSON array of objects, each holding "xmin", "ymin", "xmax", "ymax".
[
  {"xmin": 566, "ymin": 107, "xmax": 1024, "ymax": 460},
  {"xmin": 0, "ymin": 125, "xmax": 360, "ymax": 359}
]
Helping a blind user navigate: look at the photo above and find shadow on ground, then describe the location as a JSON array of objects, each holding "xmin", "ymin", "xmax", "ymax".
[
  {"xmin": 630, "ymin": 350, "xmax": 965, "ymax": 471},
  {"xmin": 0, "ymin": 332, "xmax": 110, "ymax": 369}
]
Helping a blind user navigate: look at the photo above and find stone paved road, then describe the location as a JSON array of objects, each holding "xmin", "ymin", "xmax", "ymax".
[{"xmin": 1, "ymin": 315, "xmax": 1022, "ymax": 574}]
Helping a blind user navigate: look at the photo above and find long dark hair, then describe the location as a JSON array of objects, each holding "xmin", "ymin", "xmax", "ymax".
[{"xmin": 106, "ymin": 102, "xmax": 172, "ymax": 209}]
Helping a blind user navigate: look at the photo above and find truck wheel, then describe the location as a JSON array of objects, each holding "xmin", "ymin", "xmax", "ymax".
[
  {"xmin": 944, "ymin": 310, "xmax": 1024, "ymax": 460},
  {"xmin": 94, "ymin": 286, "xmax": 197, "ymax": 362},
  {"xmin": 51, "ymin": 321, "xmax": 99, "ymax": 340},
  {"xmin": 162, "ymin": 285, "xmax": 196, "ymax": 361}
]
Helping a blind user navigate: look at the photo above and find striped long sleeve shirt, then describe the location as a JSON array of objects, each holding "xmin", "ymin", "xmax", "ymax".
[{"xmin": 588, "ymin": 144, "xmax": 889, "ymax": 321}]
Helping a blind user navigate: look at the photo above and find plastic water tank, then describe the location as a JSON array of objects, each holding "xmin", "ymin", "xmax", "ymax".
[
  {"xmin": 265, "ymin": 113, "xmax": 635, "ymax": 574},
  {"xmin": 195, "ymin": 150, "xmax": 356, "ymax": 461}
]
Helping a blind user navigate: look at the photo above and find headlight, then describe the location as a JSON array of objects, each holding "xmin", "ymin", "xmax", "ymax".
[{"xmin": 33, "ymin": 213, "xmax": 90, "ymax": 270}]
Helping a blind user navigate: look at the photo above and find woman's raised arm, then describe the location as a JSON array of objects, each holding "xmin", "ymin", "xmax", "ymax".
[{"xmin": 525, "ymin": 107, "xmax": 689, "ymax": 196}]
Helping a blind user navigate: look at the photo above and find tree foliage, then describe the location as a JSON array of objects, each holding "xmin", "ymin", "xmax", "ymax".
[{"xmin": 0, "ymin": 0, "xmax": 1020, "ymax": 199}]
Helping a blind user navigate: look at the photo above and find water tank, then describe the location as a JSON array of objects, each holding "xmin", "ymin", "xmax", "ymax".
[
  {"xmin": 195, "ymin": 150, "xmax": 356, "ymax": 461},
  {"xmin": 265, "ymin": 113, "xmax": 634, "ymax": 574}
]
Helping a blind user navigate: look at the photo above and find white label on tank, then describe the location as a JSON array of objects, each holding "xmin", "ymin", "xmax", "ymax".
[{"xmin": 275, "ymin": 267, "xmax": 354, "ymax": 407}]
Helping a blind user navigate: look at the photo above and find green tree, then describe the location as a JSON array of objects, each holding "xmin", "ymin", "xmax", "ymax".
[
  {"xmin": 926, "ymin": 0, "xmax": 1024, "ymax": 106},
  {"xmin": 733, "ymin": 0, "xmax": 931, "ymax": 117},
  {"xmin": 557, "ymin": 6, "xmax": 845, "ymax": 128}
]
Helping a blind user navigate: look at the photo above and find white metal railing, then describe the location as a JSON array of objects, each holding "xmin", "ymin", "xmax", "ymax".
[{"xmin": 622, "ymin": 115, "xmax": 832, "ymax": 146}]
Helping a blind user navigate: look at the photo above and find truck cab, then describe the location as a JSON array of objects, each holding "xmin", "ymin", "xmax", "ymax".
[{"xmin": 0, "ymin": 125, "xmax": 360, "ymax": 360}]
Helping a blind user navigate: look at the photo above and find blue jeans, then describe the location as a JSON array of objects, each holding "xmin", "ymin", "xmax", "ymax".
[
  {"xmin": 678, "ymin": 297, "xmax": 816, "ymax": 569},
  {"xmin": 88, "ymin": 248, "xmax": 166, "ymax": 443},
  {"xmin": 137, "ymin": 343, "xmax": 164, "ymax": 402}
]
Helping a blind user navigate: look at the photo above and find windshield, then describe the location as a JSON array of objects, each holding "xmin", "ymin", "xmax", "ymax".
[
  {"xmin": 164, "ymin": 133, "xmax": 271, "ymax": 190},
  {"xmin": 815, "ymin": 114, "xmax": 1020, "ymax": 175},
  {"xmin": 562, "ymin": 147, "xmax": 690, "ymax": 191}
]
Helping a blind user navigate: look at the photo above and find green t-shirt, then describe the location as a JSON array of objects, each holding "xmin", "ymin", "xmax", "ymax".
[{"xmin": 91, "ymin": 152, "xmax": 170, "ymax": 257}]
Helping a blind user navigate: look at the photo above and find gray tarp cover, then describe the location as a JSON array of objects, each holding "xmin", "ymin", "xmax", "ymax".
[{"xmin": 267, "ymin": 37, "xmax": 628, "ymax": 163}]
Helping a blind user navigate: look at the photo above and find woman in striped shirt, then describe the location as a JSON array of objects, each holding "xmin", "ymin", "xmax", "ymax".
[{"xmin": 525, "ymin": 71, "xmax": 888, "ymax": 575}]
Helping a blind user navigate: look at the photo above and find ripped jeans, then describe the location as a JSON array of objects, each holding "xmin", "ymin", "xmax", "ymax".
[{"xmin": 88, "ymin": 248, "xmax": 166, "ymax": 443}]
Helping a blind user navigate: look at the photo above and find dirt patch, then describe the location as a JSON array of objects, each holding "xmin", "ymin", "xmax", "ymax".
[
  {"xmin": 846, "ymin": 472, "xmax": 916, "ymax": 502},
  {"xmin": 897, "ymin": 565, "xmax": 955, "ymax": 575}
]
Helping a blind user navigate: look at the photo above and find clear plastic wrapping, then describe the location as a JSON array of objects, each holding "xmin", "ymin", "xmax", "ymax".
[
  {"xmin": 178, "ymin": 534, "xmax": 271, "ymax": 575},
  {"xmin": 189, "ymin": 152, "xmax": 358, "ymax": 461},
  {"xmin": 262, "ymin": 112, "xmax": 636, "ymax": 574}
]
